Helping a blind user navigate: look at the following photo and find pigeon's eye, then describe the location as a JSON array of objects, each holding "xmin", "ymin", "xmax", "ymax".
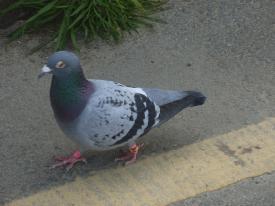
[{"xmin": 56, "ymin": 61, "xmax": 66, "ymax": 69}]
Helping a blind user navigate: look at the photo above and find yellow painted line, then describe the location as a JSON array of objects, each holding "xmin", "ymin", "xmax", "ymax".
[{"xmin": 6, "ymin": 118, "xmax": 275, "ymax": 206}]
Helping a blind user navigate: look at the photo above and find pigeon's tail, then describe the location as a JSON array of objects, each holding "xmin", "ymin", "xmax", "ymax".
[
  {"xmin": 185, "ymin": 91, "xmax": 207, "ymax": 107},
  {"xmin": 157, "ymin": 90, "xmax": 206, "ymax": 125},
  {"xmin": 142, "ymin": 88, "xmax": 206, "ymax": 126}
]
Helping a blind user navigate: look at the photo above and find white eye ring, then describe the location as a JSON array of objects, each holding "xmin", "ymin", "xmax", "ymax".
[{"xmin": 56, "ymin": 61, "xmax": 66, "ymax": 69}]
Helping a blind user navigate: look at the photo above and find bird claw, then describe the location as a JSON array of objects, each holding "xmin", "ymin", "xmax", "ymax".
[
  {"xmin": 50, "ymin": 150, "xmax": 87, "ymax": 171},
  {"xmin": 124, "ymin": 157, "xmax": 137, "ymax": 166},
  {"xmin": 65, "ymin": 158, "xmax": 87, "ymax": 172},
  {"xmin": 115, "ymin": 143, "xmax": 144, "ymax": 165}
]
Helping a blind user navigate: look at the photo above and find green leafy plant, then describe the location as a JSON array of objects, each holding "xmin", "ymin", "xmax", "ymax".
[{"xmin": 0, "ymin": 0, "xmax": 167, "ymax": 50}]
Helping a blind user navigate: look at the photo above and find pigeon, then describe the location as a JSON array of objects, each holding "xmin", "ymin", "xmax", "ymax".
[{"xmin": 39, "ymin": 51, "xmax": 206, "ymax": 170}]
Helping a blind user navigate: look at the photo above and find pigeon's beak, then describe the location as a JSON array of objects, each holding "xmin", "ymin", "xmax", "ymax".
[{"xmin": 38, "ymin": 65, "xmax": 52, "ymax": 79}]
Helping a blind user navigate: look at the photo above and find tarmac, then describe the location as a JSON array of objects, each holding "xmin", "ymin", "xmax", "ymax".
[{"xmin": 0, "ymin": 0, "xmax": 275, "ymax": 205}]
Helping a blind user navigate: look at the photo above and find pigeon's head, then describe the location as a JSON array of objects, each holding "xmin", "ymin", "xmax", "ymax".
[{"xmin": 38, "ymin": 51, "xmax": 81, "ymax": 79}]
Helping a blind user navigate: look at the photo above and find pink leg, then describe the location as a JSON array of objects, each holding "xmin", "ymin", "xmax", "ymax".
[
  {"xmin": 115, "ymin": 143, "xmax": 144, "ymax": 165},
  {"xmin": 50, "ymin": 150, "xmax": 87, "ymax": 171}
]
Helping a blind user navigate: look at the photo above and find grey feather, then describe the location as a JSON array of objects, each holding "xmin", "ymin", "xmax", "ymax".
[
  {"xmin": 142, "ymin": 88, "xmax": 189, "ymax": 106},
  {"xmin": 60, "ymin": 84, "xmax": 206, "ymax": 150},
  {"xmin": 143, "ymin": 88, "xmax": 206, "ymax": 125},
  {"xmin": 66, "ymin": 80, "xmax": 160, "ymax": 150}
]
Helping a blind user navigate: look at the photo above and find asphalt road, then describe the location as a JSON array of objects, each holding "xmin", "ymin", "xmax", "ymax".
[
  {"xmin": 170, "ymin": 172, "xmax": 275, "ymax": 206},
  {"xmin": 0, "ymin": 0, "xmax": 275, "ymax": 205}
]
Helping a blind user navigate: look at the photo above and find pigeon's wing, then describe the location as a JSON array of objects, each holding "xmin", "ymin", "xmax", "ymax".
[
  {"xmin": 75, "ymin": 80, "xmax": 160, "ymax": 149},
  {"xmin": 142, "ymin": 88, "xmax": 189, "ymax": 105},
  {"xmin": 142, "ymin": 88, "xmax": 206, "ymax": 125}
]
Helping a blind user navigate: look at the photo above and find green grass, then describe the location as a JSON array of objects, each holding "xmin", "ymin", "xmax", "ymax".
[{"xmin": 0, "ymin": 0, "xmax": 167, "ymax": 50}]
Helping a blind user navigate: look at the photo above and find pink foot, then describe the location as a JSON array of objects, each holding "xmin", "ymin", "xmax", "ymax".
[
  {"xmin": 115, "ymin": 143, "xmax": 144, "ymax": 165},
  {"xmin": 50, "ymin": 150, "xmax": 87, "ymax": 171}
]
